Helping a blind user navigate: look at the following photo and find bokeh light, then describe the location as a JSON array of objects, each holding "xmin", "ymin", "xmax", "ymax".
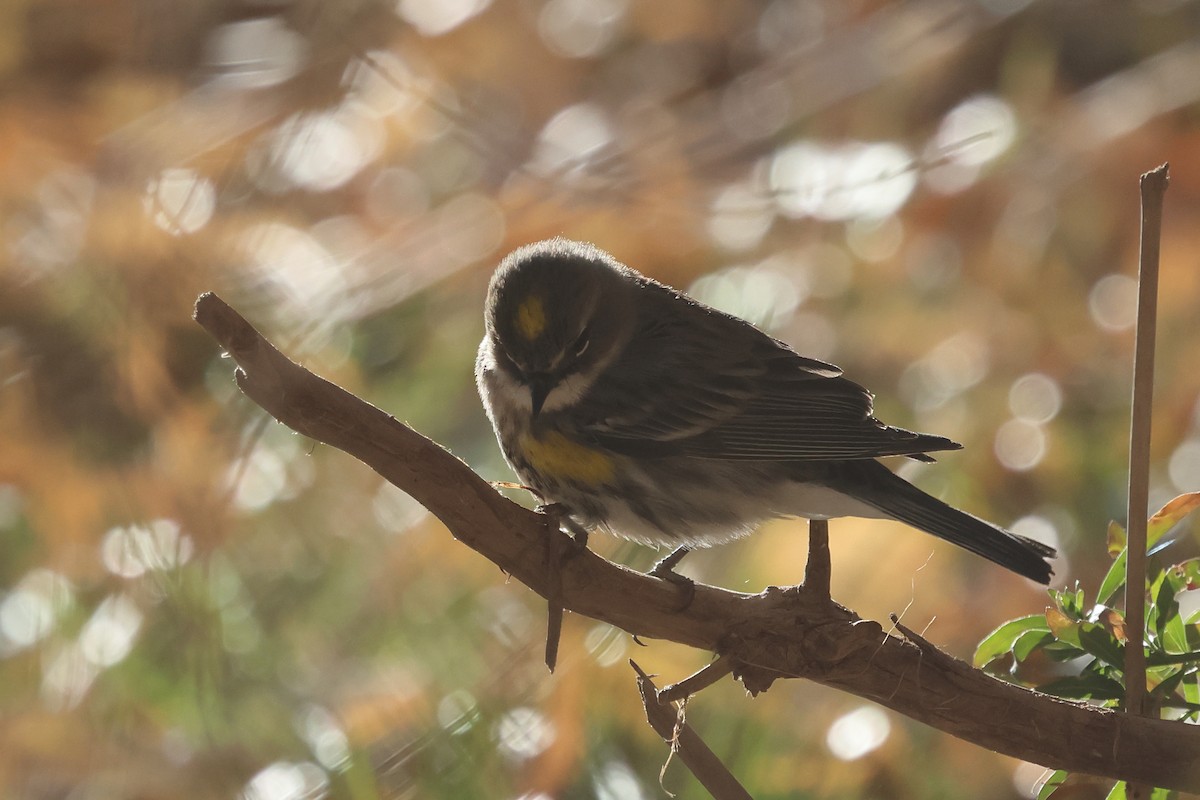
[
  {"xmin": 1168, "ymin": 440, "xmax": 1200, "ymax": 493},
  {"xmin": 707, "ymin": 181, "xmax": 775, "ymax": 252},
  {"xmin": 688, "ymin": 262, "xmax": 801, "ymax": 332},
  {"xmin": 594, "ymin": 761, "xmax": 648, "ymax": 800},
  {"xmin": 437, "ymin": 689, "xmax": 480, "ymax": 735},
  {"xmin": 79, "ymin": 594, "xmax": 142, "ymax": 668},
  {"xmin": 1089, "ymin": 274, "xmax": 1139, "ymax": 332},
  {"xmin": 265, "ymin": 107, "xmax": 384, "ymax": 192},
  {"xmin": 300, "ymin": 706, "xmax": 352, "ymax": 771},
  {"xmin": 145, "ymin": 169, "xmax": 216, "ymax": 235},
  {"xmin": 925, "ymin": 95, "xmax": 1017, "ymax": 194},
  {"xmin": 101, "ymin": 519, "xmax": 194, "ymax": 578},
  {"xmin": 495, "ymin": 707, "xmax": 555, "ymax": 762},
  {"xmin": 845, "ymin": 215, "xmax": 904, "ymax": 263},
  {"xmin": 826, "ymin": 705, "xmax": 892, "ymax": 761},
  {"xmin": 241, "ymin": 761, "xmax": 329, "ymax": 800},
  {"xmin": 584, "ymin": 623, "xmax": 627, "ymax": 667},
  {"xmin": 538, "ymin": 0, "xmax": 629, "ymax": 59},
  {"xmin": 8, "ymin": 169, "xmax": 94, "ymax": 276},
  {"xmin": 42, "ymin": 641, "xmax": 95, "ymax": 711},
  {"xmin": 994, "ymin": 419, "xmax": 1048, "ymax": 472},
  {"xmin": 530, "ymin": 103, "xmax": 615, "ymax": 179},
  {"xmin": 0, "ymin": 569, "xmax": 73, "ymax": 653},
  {"xmin": 900, "ymin": 332, "xmax": 991, "ymax": 412},
  {"xmin": 397, "ymin": 0, "xmax": 493, "ymax": 37},
  {"xmin": 1008, "ymin": 373, "xmax": 1063, "ymax": 424},
  {"xmin": 771, "ymin": 140, "xmax": 916, "ymax": 221},
  {"xmin": 205, "ymin": 17, "xmax": 308, "ymax": 89}
]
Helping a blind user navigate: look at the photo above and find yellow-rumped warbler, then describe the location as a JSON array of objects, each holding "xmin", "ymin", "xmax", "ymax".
[{"xmin": 476, "ymin": 238, "xmax": 1056, "ymax": 583}]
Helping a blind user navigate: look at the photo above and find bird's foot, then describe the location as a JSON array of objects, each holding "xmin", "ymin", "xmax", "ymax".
[
  {"xmin": 536, "ymin": 503, "xmax": 590, "ymax": 557},
  {"xmin": 649, "ymin": 546, "xmax": 696, "ymax": 610}
]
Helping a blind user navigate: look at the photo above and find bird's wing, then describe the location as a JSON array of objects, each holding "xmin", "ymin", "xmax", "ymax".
[{"xmin": 580, "ymin": 303, "xmax": 959, "ymax": 462}]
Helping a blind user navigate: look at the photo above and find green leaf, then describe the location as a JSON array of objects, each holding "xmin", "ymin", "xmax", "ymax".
[
  {"xmin": 1096, "ymin": 606, "xmax": 1127, "ymax": 644},
  {"xmin": 1150, "ymin": 666, "xmax": 1185, "ymax": 701},
  {"xmin": 1147, "ymin": 567, "xmax": 1192, "ymax": 655},
  {"xmin": 1097, "ymin": 550, "xmax": 1128, "ymax": 606},
  {"xmin": 1051, "ymin": 584, "xmax": 1086, "ymax": 618},
  {"xmin": 1147, "ymin": 492, "xmax": 1200, "ymax": 545},
  {"xmin": 1107, "ymin": 782, "xmax": 1171, "ymax": 800},
  {"xmin": 1077, "ymin": 623, "xmax": 1125, "ymax": 669},
  {"xmin": 1098, "ymin": 493, "xmax": 1200, "ymax": 607},
  {"xmin": 1145, "ymin": 650, "xmax": 1200, "ymax": 666},
  {"xmin": 1160, "ymin": 698, "xmax": 1200, "ymax": 714},
  {"xmin": 1041, "ymin": 640, "xmax": 1089, "ymax": 662},
  {"xmin": 1014, "ymin": 629, "xmax": 1054, "ymax": 662},
  {"xmin": 1107, "ymin": 520, "xmax": 1126, "ymax": 557},
  {"xmin": 1185, "ymin": 669, "xmax": 1200, "ymax": 709},
  {"xmin": 974, "ymin": 614, "xmax": 1049, "ymax": 668},
  {"xmin": 1161, "ymin": 564, "xmax": 1188, "ymax": 597},
  {"xmin": 1054, "ymin": 581, "xmax": 1086, "ymax": 617},
  {"xmin": 1037, "ymin": 769, "xmax": 1069, "ymax": 800},
  {"xmin": 1047, "ymin": 607, "xmax": 1081, "ymax": 646},
  {"xmin": 1038, "ymin": 673, "xmax": 1126, "ymax": 701},
  {"xmin": 1178, "ymin": 558, "xmax": 1200, "ymax": 591}
]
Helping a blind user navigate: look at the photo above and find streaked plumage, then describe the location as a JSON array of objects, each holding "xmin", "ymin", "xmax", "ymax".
[{"xmin": 476, "ymin": 238, "xmax": 1056, "ymax": 583}]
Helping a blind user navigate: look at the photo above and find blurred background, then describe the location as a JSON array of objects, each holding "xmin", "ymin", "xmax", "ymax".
[{"xmin": 3, "ymin": 0, "xmax": 1200, "ymax": 797}]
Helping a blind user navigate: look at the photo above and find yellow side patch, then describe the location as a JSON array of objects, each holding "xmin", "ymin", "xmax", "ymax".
[
  {"xmin": 521, "ymin": 431, "xmax": 616, "ymax": 485},
  {"xmin": 516, "ymin": 295, "xmax": 546, "ymax": 340}
]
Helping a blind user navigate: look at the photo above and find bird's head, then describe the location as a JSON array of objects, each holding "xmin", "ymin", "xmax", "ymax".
[{"xmin": 484, "ymin": 238, "xmax": 634, "ymax": 417}]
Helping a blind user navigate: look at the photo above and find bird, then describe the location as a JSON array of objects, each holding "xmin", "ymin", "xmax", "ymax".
[{"xmin": 475, "ymin": 237, "xmax": 1056, "ymax": 584}]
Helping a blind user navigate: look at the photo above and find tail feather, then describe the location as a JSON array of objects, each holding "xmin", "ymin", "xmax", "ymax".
[{"xmin": 824, "ymin": 461, "xmax": 1056, "ymax": 584}]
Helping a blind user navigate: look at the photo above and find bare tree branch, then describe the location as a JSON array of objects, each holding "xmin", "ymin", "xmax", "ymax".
[
  {"xmin": 194, "ymin": 291, "xmax": 1200, "ymax": 793},
  {"xmin": 632, "ymin": 660, "xmax": 753, "ymax": 800}
]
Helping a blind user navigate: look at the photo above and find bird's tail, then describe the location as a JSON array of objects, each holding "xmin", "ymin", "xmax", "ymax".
[{"xmin": 823, "ymin": 460, "xmax": 1056, "ymax": 584}]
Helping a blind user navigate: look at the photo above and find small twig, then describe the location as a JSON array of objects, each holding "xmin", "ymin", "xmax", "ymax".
[
  {"xmin": 1124, "ymin": 163, "xmax": 1169, "ymax": 799},
  {"xmin": 889, "ymin": 613, "xmax": 935, "ymax": 652},
  {"xmin": 658, "ymin": 654, "xmax": 735, "ymax": 704},
  {"xmin": 631, "ymin": 660, "xmax": 753, "ymax": 800},
  {"xmin": 545, "ymin": 574, "xmax": 565, "ymax": 673},
  {"xmin": 541, "ymin": 506, "xmax": 589, "ymax": 672},
  {"xmin": 805, "ymin": 518, "xmax": 831, "ymax": 600}
]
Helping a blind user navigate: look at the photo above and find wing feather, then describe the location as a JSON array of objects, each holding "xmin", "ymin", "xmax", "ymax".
[{"xmin": 580, "ymin": 289, "xmax": 959, "ymax": 461}]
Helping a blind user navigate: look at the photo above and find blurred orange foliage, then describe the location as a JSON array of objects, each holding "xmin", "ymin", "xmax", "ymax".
[{"xmin": 1, "ymin": 1, "xmax": 1199, "ymax": 798}]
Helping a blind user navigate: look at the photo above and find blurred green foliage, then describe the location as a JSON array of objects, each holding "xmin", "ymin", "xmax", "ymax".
[
  {"xmin": 2, "ymin": 0, "xmax": 1200, "ymax": 798},
  {"xmin": 976, "ymin": 493, "xmax": 1200, "ymax": 798}
]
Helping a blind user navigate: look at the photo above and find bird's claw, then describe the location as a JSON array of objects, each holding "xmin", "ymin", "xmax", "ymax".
[
  {"xmin": 536, "ymin": 503, "xmax": 589, "ymax": 556},
  {"xmin": 649, "ymin": 546, "xmax": 696, "ymax": 610}
]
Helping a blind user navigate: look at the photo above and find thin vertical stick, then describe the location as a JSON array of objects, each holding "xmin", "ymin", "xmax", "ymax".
[
  {"xmin": 806, "ymin": 518, "xmax": 831, "ymax": 600},
  {"xmin": 1123, "ymin": 164, "xmax": 1168, "ymax": 748}
]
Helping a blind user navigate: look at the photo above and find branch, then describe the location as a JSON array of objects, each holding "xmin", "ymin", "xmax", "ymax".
[
  {"xmin": 632, "ymin": 660, "xmax": 752, "ymax": 800},
  {"xmin": 194, "ymin": 291, "xmax": 1200, "ymax": 793}
]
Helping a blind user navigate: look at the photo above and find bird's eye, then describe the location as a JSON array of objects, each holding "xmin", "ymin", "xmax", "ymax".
[{"xmin": 571, "ymin": 328, "xmax": 590, "ymax": 358}]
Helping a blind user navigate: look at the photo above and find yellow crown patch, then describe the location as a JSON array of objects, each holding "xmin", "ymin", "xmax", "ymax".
[{"xmin": 516, "ymin": 295, "xmax": 546, "ymax": 340}]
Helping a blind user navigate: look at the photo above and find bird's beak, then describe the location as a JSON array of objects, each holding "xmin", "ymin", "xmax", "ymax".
[{"xmin": 529, "ymin": 374, "xmax": 553, "ymax": 419}]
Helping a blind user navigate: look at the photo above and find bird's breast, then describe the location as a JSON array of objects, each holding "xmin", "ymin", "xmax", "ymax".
[{"xmin": 516, "ymin": 430, "xmax": 617, "ymax": 485}]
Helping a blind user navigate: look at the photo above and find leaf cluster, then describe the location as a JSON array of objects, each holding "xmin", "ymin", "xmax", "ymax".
[{"xmin": 975, "ymin": 493, "xmax": 1200, "ymax": 798}]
